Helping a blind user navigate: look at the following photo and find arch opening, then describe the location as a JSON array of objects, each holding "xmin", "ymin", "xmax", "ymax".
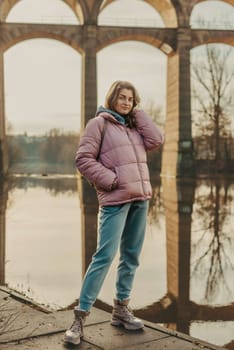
[
  {"xmin": 4, "ymin": 38, "xmax": 82, "ymax": 137},
  {"xmin": 190, "ymin": 43, "xmax": 234, "ymax": 167},
  {"xmin": 190, "ymin": 0, "xmax": 234, "ymax": 29},
  {"xmin": 99, "ymin": 0, "xmax": 177, "ymax": 28},
  {"xmin": 99, "ymin": 0, "xmax": 164, "ymax": 28},
  {"xmin": 97, "ymin": 40, "xmax": 167, "ymax": 127},
  {"xmin": 5, "ymin": 0, "xmax": 80, "ymax": 25}
]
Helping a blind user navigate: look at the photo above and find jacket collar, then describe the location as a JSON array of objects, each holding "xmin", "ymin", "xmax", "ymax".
[{"xmin": 96, "ymin": 106, "xmax": 126, "ymax": 125}]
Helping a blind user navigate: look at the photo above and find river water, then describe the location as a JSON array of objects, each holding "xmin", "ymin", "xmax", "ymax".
[{"xmin": 0, "ymin": 174, "xmax": 233, "ymax": 348}]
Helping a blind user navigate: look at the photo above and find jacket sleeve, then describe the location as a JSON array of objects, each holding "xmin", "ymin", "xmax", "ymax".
[
  {"xmin": 75, "ymin": 117, "xmax": 117, "ymax": 191},
  {"xmin": 133, "ymin": 109, "xmax": 164, "ymax": 151}
]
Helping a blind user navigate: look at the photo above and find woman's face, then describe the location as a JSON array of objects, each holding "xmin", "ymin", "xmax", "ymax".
[{"xmin": 114, "ymin": 88, "xmax": 134, "ymax": 115}]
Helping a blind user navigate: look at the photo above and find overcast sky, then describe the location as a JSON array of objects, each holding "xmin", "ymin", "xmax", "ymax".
[{"xmin": 4, "ymin": 0, "xmax": 234, "ymax": 135}]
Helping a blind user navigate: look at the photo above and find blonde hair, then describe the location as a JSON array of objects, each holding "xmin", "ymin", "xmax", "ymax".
[{"xmin": 105, "ymin": 80, "xmax": 140, "ymax": 111}]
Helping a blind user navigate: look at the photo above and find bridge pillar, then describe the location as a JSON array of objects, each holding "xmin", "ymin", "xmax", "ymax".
[
  {"xmin": 162, "ymin": 28, "xmax": 195, "ymax": 178},
  {"xmin": 0, "ymin": 50, "xmax": 8, "ymax": 177},
  {"xmin": 79, "ymin": 24, "xmax": 99, "ymax": 275},
  {"xmin": 0, "ymin": 180, "xmax": 8, "ymax": 285},
  {"xmin": 162, "ymin": 176, "xmax": 195, "ymax": 333},
  {"xmin": 81, "ymin": 25, "xmax": 98, "ymax": 128}
]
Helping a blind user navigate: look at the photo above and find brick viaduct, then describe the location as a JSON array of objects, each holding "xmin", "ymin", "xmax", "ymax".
[{"xmin": 0, "ymin": 0, "xmax": 233, "ymax": 178}]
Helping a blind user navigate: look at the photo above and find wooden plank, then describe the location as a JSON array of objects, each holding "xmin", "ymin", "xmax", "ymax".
[
  {"xmin": 83, "ymin": 322, "xmax": 169, "ymax": 349},
  {"xmin": 125, "ymin": 336, "xmax": 225, "ymax": 350},
  {"xmin": 0, "ymin": 290, "xmax": 110, "ymax": 343},
  {"xmin": 0, "ymin": 290, "xmax": 226, "ymax": 350},
  {"xmin": 0, "ymin": 333, "xmax": 101, "ymax": 350},
  {"xmin": 143, "ymin": 322, "xmax": 226, "ymax": 350}
]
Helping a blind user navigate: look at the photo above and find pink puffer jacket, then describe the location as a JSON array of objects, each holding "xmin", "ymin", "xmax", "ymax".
[{"xmin": 75, "ymin": 108, "xmax": 164, "ymax": 207}]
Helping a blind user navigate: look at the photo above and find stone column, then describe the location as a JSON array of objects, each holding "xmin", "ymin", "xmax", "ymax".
[
  {"xmin": 162, "ymin": 176, "xmax": 195, "ymax": 333},
  {"xmin": 0, "ymin": 180, "xmax": 8, "ymax": 285},
  {"xmin": 0, "ymin": 50, "xmax": 8, "ymax": 176},
  {"xmin": 79, "ymin": 27, "xmax": 98, "ymax": 274},
  {"xmin": 162, "ymin": 28, "xmax": 195, "ymax": 177},
  {"xmin": 81, "ymin": 24, "xmax": 97, "ymax": 128}
]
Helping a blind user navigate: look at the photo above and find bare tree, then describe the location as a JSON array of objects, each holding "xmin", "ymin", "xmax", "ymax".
[
  {"xmin": 191, "ymin": 180, "xmax": 234, "ymax": 302},
  {"xmin": 142, "ymin": 100, "xmax": 165, "ymax": 129},
  {"xmin": 39, "ymin": 128, "xmax": 79, "ymax": 165},
  {"xmin": 191, "ymin": 44, "xmax": 234, "ymax": 170},
  {"xmin": 6, "ymin": 120, "xmax": 25, "ymax": 167}
]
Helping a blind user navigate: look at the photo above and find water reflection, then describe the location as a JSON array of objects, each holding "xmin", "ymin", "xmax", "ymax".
[
  {"xmin": 2, "ymin": 175, "xmax": 83, "ymax": 309},
  {"xmin": 0, "ymin": 175, "xmax": 233, "ymax": 348},
  {"xmin": 191, "ymin": 179, "xmax": 234, "ymax": 305}
]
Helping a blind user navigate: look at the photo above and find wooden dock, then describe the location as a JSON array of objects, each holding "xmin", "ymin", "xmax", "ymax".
[{"xmin": 0, "ymin": 289, "xmax": 227, "ymax": 350}]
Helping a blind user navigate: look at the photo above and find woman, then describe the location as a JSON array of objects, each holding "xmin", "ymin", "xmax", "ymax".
[{"xmin": 64, "ymin": 80, "xmax": 164, "ymax": 345}]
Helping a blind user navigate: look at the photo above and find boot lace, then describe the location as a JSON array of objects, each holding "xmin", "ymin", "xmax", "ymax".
[
  {"xmin": 70, "ymin": 317, "xmax": 83, "ymax": 334},
  {"xmin": 121, "ymin": 305, "xmax": 135, "ymax": 321}
]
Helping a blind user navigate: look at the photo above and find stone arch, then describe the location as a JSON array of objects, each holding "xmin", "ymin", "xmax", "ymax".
[
  {"xmin": 0, "ymin": 0, "xmax": 83, "ymax": 24},
  {"xmin": 96, "ymin": 28, "xmax": 176, "ymax": 55},
  {"xmin": 192, "ymin": 30, "xmax": 234, "ymax": 47},
  {"xmin": 99, "ymin": 0, "xmax": 178, "ymax": 28},
  {"xmin": 0, "ymin": 25, "xmax": 84, "ymax": 54}
]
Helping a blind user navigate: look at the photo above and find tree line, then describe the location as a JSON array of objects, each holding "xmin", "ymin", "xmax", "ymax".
[{"xmin": 7, "ymin": 129, "xmax": 80, "ymax": 173}]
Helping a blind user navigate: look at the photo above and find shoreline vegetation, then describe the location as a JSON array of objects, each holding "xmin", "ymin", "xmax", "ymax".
[{"xmin": 6, "ymin": 130, "xmax": 234, "ymax": 176}]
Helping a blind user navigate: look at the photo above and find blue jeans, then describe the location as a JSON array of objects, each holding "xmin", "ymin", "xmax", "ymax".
[{"xmin": 77, "ymin": 200, "xmax": 149, "ymax": 312}]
